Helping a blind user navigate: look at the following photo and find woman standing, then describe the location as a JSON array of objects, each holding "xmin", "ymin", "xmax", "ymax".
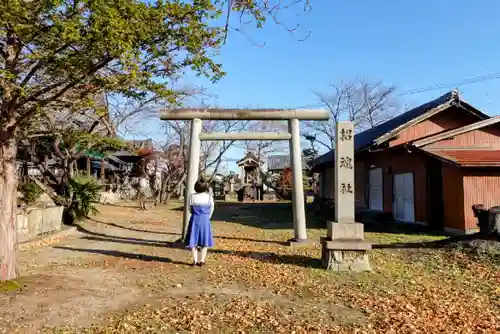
[{"xmin": 184, "ymin": 178, "xmax": 214, "ymax": 266}]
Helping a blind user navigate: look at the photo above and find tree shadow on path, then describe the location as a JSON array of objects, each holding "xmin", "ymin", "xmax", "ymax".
[
  {"xmin": 87, "ymin": 218, "xmax": 289, "ymax": 246},
  {"xmin": 52, "ymin": 246, "xmax": 189, "ymax": 265},
  {"xmin": 61, "ymin": 228, "xmax": 322, "ymax": 269}
]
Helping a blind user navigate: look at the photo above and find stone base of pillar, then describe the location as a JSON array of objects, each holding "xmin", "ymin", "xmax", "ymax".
[
  {"xmin": 287, "ymin": 238, "xmax": 314, "ymax": 247},
  {"xmin": 321, "ymin": 221, "xmax": 372, "ymax": 272},
  {"xmin": 321, "ymin": 241, "xmax": 371, "ymax": 272}
]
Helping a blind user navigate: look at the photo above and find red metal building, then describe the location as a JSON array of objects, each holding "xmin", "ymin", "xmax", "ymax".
[{"xmin": 312, "ymin": 90, "xmax": 500, "ymax": 234}]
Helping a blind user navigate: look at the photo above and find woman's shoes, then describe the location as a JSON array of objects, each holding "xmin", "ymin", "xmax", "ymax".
[{"xmin": 196, "ymin": 262, "xmax": 205, "ymax": 267}]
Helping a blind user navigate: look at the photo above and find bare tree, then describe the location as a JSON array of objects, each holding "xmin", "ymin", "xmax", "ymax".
[
  {"xmin": 107, "ymin": 85, "xmax": 211, "ymax": 138},
  {"xmin": 155, "ymin": 116, "xmax": 250, "ymax": 203},
  {"xmin": 305, "ymin": 78, "xmax": 400, "ymax": 150},
  {"xmin": 202, "ymin": 119, "xmax": 251, "ymax": 179},
  {"xmin": 238, "ymin": 120, "xmax": 289, "ymax": 160}
]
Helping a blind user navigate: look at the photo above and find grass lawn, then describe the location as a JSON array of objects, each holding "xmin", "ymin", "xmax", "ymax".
[{"xmin": 2, "ymin": 201, "xmax": 498, "ymax": 333}]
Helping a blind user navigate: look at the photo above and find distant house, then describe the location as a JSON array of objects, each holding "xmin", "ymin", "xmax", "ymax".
[
  {"xmin": 311, "ymin": 90, "xmax": 500, "ymax": 234},
  {"xmin": 267, "ymin": 154, "xmax": 307, "ymax": 172}
]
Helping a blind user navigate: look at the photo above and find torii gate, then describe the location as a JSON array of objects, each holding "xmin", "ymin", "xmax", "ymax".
[{"xmin": 160, "ymin": 108, "xmax": 329, "ymax": 244}]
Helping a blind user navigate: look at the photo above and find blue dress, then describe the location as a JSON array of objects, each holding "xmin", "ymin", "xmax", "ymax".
[{"xmin": 184, "ymin": 204, "xmax": 214, "ymax": 248}]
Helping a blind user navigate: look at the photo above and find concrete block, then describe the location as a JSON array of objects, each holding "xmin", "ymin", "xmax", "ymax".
[
  {"xmin": 327, "ymin": 221, "xmax": 363, "ymax": 240},
  {"xmin": 17, "ymin": 206, "xmax": 64, "ymax": 243},
  {"xmin": 35, "ymin": 193, "xmax": 56, "ymax": 207},
  {"xmin": 322, "ymin": 248, "xmax": 372, "ymax": 272},
  {"xmin": 224, "ymin": 193, "xmax": 238, "ymax": 202},
  {"xmin": 320, "ymin": 237, "xmax": 371, "ymax": 272},
  {"xmin": 99, "ymin": 191, "xmax": 120, "ymax": 204},
  {"xmin": 16, "ymin": 212, "xmax": 28, "ymax": 234},
  {"xmin": 263, "ymin": 193, "xmax": 277, "ymax": 201}
]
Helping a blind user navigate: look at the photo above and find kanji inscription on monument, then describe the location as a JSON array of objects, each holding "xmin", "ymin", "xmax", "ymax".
[
  {"xmin": 335, "ymin": 121, "xmax": 355, "ymax": 224},
  {"xmin": 339, "ymin": 157, "xmax": 353, "ymax": 169},
  {"xmin": 339, "ymin": 128, "xmax": 353, "ymax": 141}
]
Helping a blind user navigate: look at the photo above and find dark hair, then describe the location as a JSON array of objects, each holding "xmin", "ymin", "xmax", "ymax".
[{"xmin": 194, "ymin": 178, "xmax": 209, "ymax": 193}]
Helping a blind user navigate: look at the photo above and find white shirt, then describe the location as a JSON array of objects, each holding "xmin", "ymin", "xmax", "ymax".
[
  {"xmin": 189, "ymin": 192, "xmax": 214, "ymax": 218},
  {"xmin": 139, "ymin": 177, "xmax": 148, "ymax": 189}
]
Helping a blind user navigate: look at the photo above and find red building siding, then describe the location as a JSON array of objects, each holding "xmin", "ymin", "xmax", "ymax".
[
  {"xmin": 357, "ymin": 149, "xmax": 429, "ymax": 223},
  {"xmin": 441, "ymin": 164, "xmax": 465, "ymax": 231},
  {"xmin": 426, "ymin": 125, "xmax": 500, "ymax": 149},
  {"xmin": 390, "ymin": 106, "xmax": 480, "ymax": 147},
  {"xmin": 462, "ymin": 171, "xmax": 500, "ymax": 231},
  {"xmin": 354, "ymin": 160, "xmax": 366, "ymax": 207},
  {"xmin": 319, "ymin": 101, "xmax": 500, "ymax": 233}
]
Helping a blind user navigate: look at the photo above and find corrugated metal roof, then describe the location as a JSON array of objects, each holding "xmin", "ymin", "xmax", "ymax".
[
  {"xmin": 423, "ymin": 149, "xmax": 500, "ymax": 167},
  {"xmin": 268, "ymin": 155, "xmax": 290, "ymax": 170},
  {"xmin": 309, "ymin": 90, "xmax": 488, "ymax": 168},
  {"xmin": 92, "ymin": 160, "xmax": 119, "ymax": 171},
  {"xmin": 267, "ymin": 154, "xmax": 307, "ymax": 171}
]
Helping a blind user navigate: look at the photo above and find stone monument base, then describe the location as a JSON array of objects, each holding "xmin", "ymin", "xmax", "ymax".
[{"xmin": 321, "ymin": 222, "xmax": 371, "ymax": 272}]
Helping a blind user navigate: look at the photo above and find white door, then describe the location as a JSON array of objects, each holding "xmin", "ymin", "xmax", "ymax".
[
  {"xmin": 368, "ymin": 168, "xmax": 383, "ymax": 211},
  {"xmin": 393, "ymin": 173, "xmax": 415, "ymax": 222}
]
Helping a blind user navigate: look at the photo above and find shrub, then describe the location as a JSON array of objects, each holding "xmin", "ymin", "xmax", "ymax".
[
  {"xmin": 19, "ymin": 182, "xmax": 43, "ymax": 205},
  {"xmin": 64, "ymin": 175, "xmax": 103, "ymax": 224}
]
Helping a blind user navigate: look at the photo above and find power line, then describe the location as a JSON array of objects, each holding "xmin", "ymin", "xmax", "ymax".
[
  {"xmin": 287, "ymin": 71, "xmax": 500, "ymax": 109},
  {"xmin": 396, "ymin": 71, "xmax": 500, "ymax": 96}
]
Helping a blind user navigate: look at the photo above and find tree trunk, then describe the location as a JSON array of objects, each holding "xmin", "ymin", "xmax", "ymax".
[
  {"xmin": 155, "ymin": 170, "xmax": 167, "ymax": 206},
  {"xmin": 0, "ymin": 133, "xmax": 18, "ymax": 280},
  {"xmin": 68, "ymin": 159, "xmax": 75, "ymax": 178},
  {"xmin": 86, "ymin": 157, "xmax": 91, "ymax": 176}
]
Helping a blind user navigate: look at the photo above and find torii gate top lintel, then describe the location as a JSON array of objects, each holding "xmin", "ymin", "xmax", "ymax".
[{"xmin": 160, "ymin": 108, "xmax": 330, "ymax": 121}]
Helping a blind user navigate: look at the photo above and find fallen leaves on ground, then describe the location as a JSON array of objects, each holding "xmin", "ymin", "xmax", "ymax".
[{"xmin": 8, "ymin": 203, "xmax": 500, "ymax": 333}]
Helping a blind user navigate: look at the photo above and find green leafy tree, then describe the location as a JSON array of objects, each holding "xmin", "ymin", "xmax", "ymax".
[{"xmin": 0, "ymin": 0, "xmax": 311, "ymax": 280}]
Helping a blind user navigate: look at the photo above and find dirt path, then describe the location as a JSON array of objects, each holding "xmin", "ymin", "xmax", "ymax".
[{"xmin": 1, "ymin": 204, "xmax": 199, "ymax": 333}]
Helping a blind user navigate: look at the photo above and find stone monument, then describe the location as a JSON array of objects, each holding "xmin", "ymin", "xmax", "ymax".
[{"xmin": 321, "ymin": 121, "xmax": 371, "ymax": 272}]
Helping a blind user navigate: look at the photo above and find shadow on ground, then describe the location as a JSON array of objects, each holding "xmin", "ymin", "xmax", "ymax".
[
  {"xmin": 172, "ymin": 201, "xmax": 453, "ymax": 237},
  {"xmin": 102, "ymin": 202, "xmax": 141, "ymax": 209},
  {"xmin": 372, "ymin": 233, "xmax": 500, "ymax": 251},
  {"xmin": 173, "ymin": 201, "xmax": 326, "ymax": 230},
  {"xmin": 93, "ymin": 201, "xmax": 499, "ymax": 257},
  {"xmin": 66, "ymin": 225, "xmax": 321, "ymax": 269},
  {"xmin": 52, "ymin": 245, "xmax": 189, "ymax": 265},
  {"xmin": 86, "ymin": 218, "xmax": 289, "ymax": 245}
]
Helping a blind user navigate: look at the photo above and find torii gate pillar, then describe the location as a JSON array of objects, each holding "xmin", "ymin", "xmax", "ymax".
[
  {"xmin": 182, "ymin": 118, "xmax": 202, "ymax": 238},
  {"xmin": 288, "ymin": 118, "xmax": 307, "ymax": 241}
]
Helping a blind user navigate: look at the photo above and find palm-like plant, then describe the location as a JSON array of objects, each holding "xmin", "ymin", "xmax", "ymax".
[{"xmin": 64, "ymin": 174, "xmax": 102, "ymax": 223}]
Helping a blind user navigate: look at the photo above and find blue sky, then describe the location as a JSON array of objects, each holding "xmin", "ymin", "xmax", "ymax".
[{"xmin": 133, "ymin": 0, "xmax": 500, "ymax": 172}]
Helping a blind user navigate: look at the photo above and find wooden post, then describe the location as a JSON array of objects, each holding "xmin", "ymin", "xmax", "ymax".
[
  {"xmin": 86, "ymin": 157, "xmax": 91, "ymax": 176},
  {"xmin": 100, "ymin": 159, "xmax": 105, "ymax": 183}
]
